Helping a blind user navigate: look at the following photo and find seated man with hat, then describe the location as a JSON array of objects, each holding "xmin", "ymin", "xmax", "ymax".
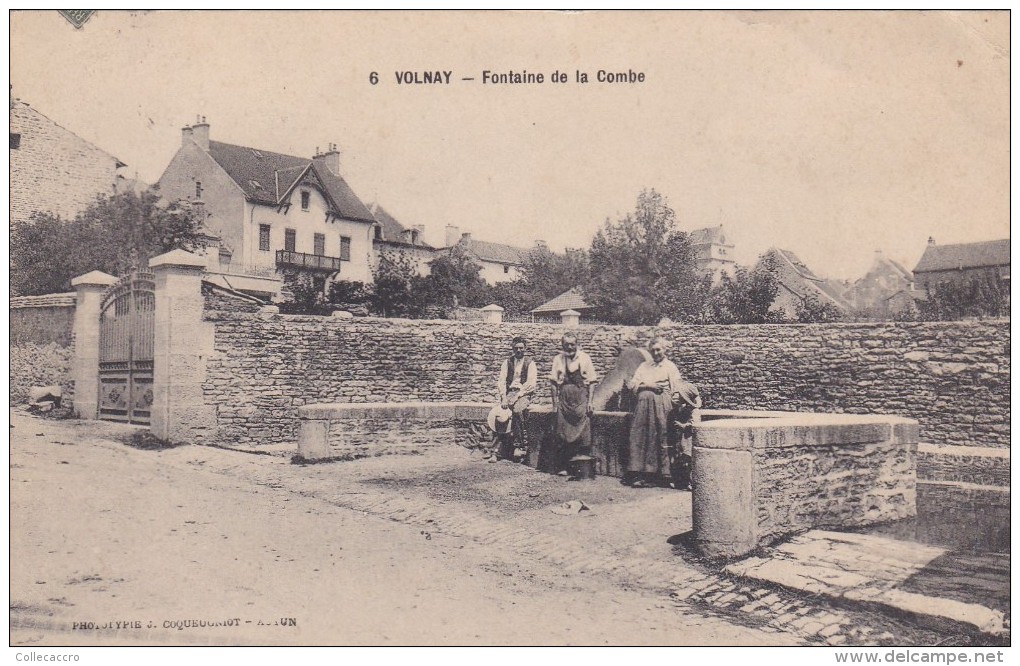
[{"xmin": 488, "ymin": 336, "xmax": 538, "ymax": 462}]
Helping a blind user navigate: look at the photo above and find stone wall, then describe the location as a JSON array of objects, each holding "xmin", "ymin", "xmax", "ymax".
[
  {"xmin": 297, "ymin": 403, "xmax": 490, "ymax": 461},
  {"xmin": 10, "ymin": 343, "xmax": 74, "ymax": 406},
  {"xmin": 200, "ymin": 304, "xmax": 1008, "ymax": 450},
  {"xmin": 10, "ymin": 101, "xmax": 122, "ymax": 225},
  {"xmin": 10, "ymin": 293, "xmax": 76, "ymax": 347},
  {"xmin": 692, "ymin": 412, "xmax": 918, "ymax": 558}
]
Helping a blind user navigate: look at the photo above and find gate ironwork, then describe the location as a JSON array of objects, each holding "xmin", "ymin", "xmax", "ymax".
[{"xmin": 98, "ymin": 272, "xmax": 155, "ymax": 425}]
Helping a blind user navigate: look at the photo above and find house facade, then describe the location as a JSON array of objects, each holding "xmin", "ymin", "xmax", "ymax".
[
  {"xmin": 442, "ymin": 225, "xmax": 531, "ymax": 284},
  {"xmin": 369, "ymin": 203, "xmax": 435, "ymax": 277},
  {"xmin": 846, "ymin": 250, "xmax": 915, "ymax": 319},
  {"xmin": 156, "ymin": 121, "xmax": 378, "ymax": 298},
  {"xmin": 912, "ymin": 238, "xmax": 1010, "ymax": 290},
  {"xmin": 10, "ymin": 96, "xmax": 126, "ymax": 225}
]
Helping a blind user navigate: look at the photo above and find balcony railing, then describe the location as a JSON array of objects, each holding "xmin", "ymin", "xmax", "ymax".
[{"xmin": 276, "ymin": 250, "xmax": 342, "ymax": 272}]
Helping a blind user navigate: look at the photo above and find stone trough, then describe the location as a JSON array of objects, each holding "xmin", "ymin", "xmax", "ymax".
[{"xmin": 296, "ymin": 402, "xmax": 918, "ymax": 559}]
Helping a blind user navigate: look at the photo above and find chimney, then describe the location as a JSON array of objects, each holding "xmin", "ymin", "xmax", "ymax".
[
  {"xmin": 313, "ymin": 142, "xmax": 341, "ymax": 175},
  {"xmin": 181, "ymin": 125, "xmax": 193, "ymax": 147},
  {"xmin": 445, "ymin": 224, "xmax": 460, "ymax": 247},
  {"xmin": 412, "ymin": 224, "xmax": 425, "ymax": 245},
  {"xmin": 928, "ymin": 237, "xmax": 936, "ymax": 246},
  {"xmin": 192, "ymin": 115, "xmax": 210, "ymax": 151}
]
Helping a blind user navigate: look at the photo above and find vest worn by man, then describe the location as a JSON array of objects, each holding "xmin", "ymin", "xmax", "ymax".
[{"xmin": 504, "ymin": 355, "xmax": 533, "ymax": 393}]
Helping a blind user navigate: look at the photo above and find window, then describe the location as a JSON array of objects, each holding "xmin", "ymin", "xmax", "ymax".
[
  {"xmin": 504, "ymin": 265, "xmax": 510, "ymax": 274},
  {"xmin": 340, "ymin": 236, "xmax": 351, "ymax": 261},
  {"xmin": 259, "ymin": 224, "xmax": 271, "ymax": 252},
  {"xmin": 195, "ymin": 181, "xmax": 203, "ymax": 198},
  {"xmin": 314, "ymin": 233, "xmax": 325, "ymax": 256},
  {"xmin": 301, "ymin": 191, "xmax": 310, "ymax": 210},
  {"xmin": 285, "ymin": 228, "xmax": 296, "ymax": 252},
  {"xmin": 10, "ymin": 133, "xmax": 21, "ymax": 149}
]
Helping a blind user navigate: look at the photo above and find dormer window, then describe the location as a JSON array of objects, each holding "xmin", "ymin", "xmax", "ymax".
[{"xmin": 301, "ymin": 191, "xmax": 310, "ymax": 210}]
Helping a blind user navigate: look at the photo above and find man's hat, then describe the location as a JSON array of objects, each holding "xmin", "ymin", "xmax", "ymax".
[
  {"xmin": 674, "ymin": 381, "xmax": 701, "ymax": 408},
  {"xmin": 487, "ymin": 405, "xmax": 513, "ymax": 432}
]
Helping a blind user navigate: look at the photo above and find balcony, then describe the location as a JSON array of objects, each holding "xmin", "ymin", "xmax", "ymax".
[{"xmin": 276, "ymin": 250, "xmax": 342, "ymax": 272}]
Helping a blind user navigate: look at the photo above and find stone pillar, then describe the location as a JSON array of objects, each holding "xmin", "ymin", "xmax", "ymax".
[
  {"xmin": 560, "ymin": 309, "xmax": 580, "ymax": 327},
  {"xmin": 691, "ymin": 444, "xmax": 755, "ymax": 558},
  {"xmin": 150, "ymin": 249, "xmax": 215, "ymax": 443},
  {"xmin": 298, "ymin": 418, "xmax": 331, "ymax": 461},
  {"xmin": 481, "ymin": 304, "xmax": 504, "ymax": 324},
  {"xmin": 70, "ymin": 270, "xmax": 118, "ymax": 419}
]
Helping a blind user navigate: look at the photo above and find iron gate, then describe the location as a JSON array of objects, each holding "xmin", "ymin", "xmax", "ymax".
[{"xmin": 98, "ymin": 272, "xmax": 155, "ymax": 425}]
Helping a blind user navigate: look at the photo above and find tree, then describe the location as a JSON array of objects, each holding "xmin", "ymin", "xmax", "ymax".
[
  {"xmin": 582, "ymin": 189, "xmax": 707, "ymax": 325},
  {"xmin": 371, "ymin": 251, "xmax": 426, "ymax": 317},
  {"xmin": 917, "ymin": 274, "xmax": 1009, "ymax": 321},
  {"xmin": 10, "ymin": 190, "xmax": 203, "ymax": 296},
  {"xmin": 795, "ymin": 293, "xmax": 846, "ymax": 323},
  {"xmin": 700, "ymin": 259, "xmax": 784, "ymax": 324},
  {"xmin": 421, "ymin": 244, "xmax": 490, "ymax": 311},
  {"xmin": 279, "ymin": 270, "xmax": 330, "ymax": 315}
]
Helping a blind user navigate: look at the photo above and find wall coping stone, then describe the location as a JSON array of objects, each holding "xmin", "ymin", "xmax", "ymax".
[
  {"xmin": 150, "ymin": 249, "xmax": 207, "ymax": 270},
  {"xmin": 695, "ymin": 411, "xmax": 917, "ymax": 451},
  {"xmin": 70, "ymin": 271, "xmax": 117, "ymax": 288}
]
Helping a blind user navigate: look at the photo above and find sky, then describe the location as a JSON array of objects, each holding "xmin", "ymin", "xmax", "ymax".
[{"xmin": 9, "ymin": 10, "xmax": 1010, "ymax": 280}]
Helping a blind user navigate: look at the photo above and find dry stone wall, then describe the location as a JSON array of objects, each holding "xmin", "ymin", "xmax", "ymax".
[{"xmin": 201, "ymin": 301, "xmax": 1008, "ymax": 450}]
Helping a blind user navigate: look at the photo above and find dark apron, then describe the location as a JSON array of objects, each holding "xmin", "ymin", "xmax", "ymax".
[{"xmin": 555, "ymin": 365, "xmax": 592, "ymax": 452}]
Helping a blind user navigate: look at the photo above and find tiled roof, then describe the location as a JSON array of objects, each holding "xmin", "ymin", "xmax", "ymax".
[
  {"xmin": 776, "ymin": 248, "xmax": 822, "ymax": 281},
  {"xmin": 531, "ymin": 288, "xmax": 593, "ymax": 314},
  {"xmin": 885, "ymin": 289, "xmax": 928, "ymax": 303},
  {"xmin": 689, "ymin": 225, "xmax": 731, "ymax": 246},
  {"xmin": 10, "ymin": 292, "xmax": 76, "ymax": 308},
  {"xmin": 206, "ymin": 141, "xmax": 375, "ymax": 222},
  {"xmin": 913, "ymin": 239, "xmax": 1010, "ymax": 274},
  {"xmin": 462, "ymin": 238, "xmax": 530, "ymax": 265},
  {"xmin": 368, "ymin": 203, "xmax": 433, "ymax": 248},
  {"xmin": 208, "ymin": 141, "xmax": 307, "ymax": 204},
  {"xmin": 761, "ymin": 248, "xmax": 852, "ymax": 311}
]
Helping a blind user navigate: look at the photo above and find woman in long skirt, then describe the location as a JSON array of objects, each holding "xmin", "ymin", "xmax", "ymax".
[{"xmin": 625, "ymin": 337, "xmax": 699, "ymax": 488}]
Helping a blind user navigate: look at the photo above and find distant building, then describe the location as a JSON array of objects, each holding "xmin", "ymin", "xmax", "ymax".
[
  {"xmin": 912, "ymin": 238, "xmax": 1010, "ymax": 290},
  {"xmin": 884, "ymin": 288, "xmax": 928, "ymax": 318},
  {"xmin": 157, "ymin": 120, "xmax": 377, "ymax": 298},
  {"xmin": 441, "ymin": 225, "xmax": 531, "ymax": 284},
  {"xmin": 757, "ymin": 247, "xmax": 852, "ymax": 319},
  {"xmin": 530, "ymin": 288, "xmax": 596, "ymax": 322},
  {"xmin": 847, "ymin": 250, "xmax": 915, "ymax": 319},
  {"xmin": 10, "ymin": 95, "xmax": 126, "ymax": 225},
  {"xmin": 369, "ymin": 202, "xmax": 434, "ymax": 277},
  {"xmin": 689, "ymin": 224, "xmax": 736, "ymax": 280}
]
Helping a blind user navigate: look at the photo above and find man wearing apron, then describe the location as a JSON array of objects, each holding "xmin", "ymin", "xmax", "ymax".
[{"xmin": 548, "ymin": 333, "xmax": 598, "ymax": 475}]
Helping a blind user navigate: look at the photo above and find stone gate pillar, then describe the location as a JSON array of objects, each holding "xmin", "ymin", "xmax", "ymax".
[
  {"xmin": 70, "ymin": 270, "xmax": 118, "ymax": 419},
  {"xmin": 150, "ymin": 249, "xmax": 215, "ymax": 443}
]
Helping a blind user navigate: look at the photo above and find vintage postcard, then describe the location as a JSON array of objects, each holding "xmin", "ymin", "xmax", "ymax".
[{"xmin": 8, "ymin": 10, "xmax": 1010, "ymax": 655}]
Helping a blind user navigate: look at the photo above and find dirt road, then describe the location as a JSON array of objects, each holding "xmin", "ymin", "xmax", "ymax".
[{"xmin": 9, "ymin": 412, "xmax": 798, "ymax": 646}]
